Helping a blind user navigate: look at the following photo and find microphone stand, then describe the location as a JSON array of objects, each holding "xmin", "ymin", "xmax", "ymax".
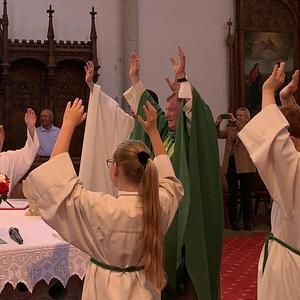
[{"xmin": 0, "ymin": 194, "xmax": 15, "ymax": 208}]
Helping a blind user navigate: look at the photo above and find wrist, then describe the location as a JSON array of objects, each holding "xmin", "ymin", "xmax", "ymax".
[
  {"xmin": 147, "ymin": 128, "xmax": 159, "ymax": 137},
  {"xmin": 177, "ymin": 72, "xmax": 186, "ymax": 79},
  {"xmin": 61, "ymin": 122, "xmax": 76, "ymax": 131},
  {"xmin": 27, "ymin": 125, "xmax": 35, "ymax": 131},
  {"xmin": 262, "ymin": 86, "xmax": 275, "ymax": 93},
  {"xmin": 130, "ymin": 75, "xmax": 140, "ymax": 85}
]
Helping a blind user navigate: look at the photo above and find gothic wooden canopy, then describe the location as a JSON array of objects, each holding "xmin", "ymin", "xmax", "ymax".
[{"xmin": 0, "ymin": 0, "xmax": 100, "ymax": 157}]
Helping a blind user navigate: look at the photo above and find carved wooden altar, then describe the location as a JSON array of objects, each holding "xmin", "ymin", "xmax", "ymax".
[
  {"xmin": 0, "ymin": 1, "xmax": 99, "ymax": 157},
  {"xmin": 227, "ymin": 0, "xmax": 300, "ymax": 114}
]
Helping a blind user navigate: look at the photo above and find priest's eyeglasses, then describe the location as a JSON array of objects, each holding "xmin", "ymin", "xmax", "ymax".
[{"xmin": 106, "ymin": 159, "xmax": 114, "ymax": 168}]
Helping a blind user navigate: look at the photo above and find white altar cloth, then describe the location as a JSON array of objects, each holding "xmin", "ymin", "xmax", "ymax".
[{"xmin": 0, "ymin": 209, "xmax": 89, "ymax": 292}]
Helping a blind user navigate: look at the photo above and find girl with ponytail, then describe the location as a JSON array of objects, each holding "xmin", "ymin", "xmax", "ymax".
[{"xmin": 28, "ymin": 99, "xmax": 183, "ymax": 300}]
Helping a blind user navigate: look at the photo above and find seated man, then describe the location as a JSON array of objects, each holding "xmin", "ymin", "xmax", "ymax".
[
  {"xmin": 0, "ymin": 108, "xmax": 39, "ymax": 196},
  {"xmin": 36, "ymin": 108, "xmax": 60, "ymax": 158}
]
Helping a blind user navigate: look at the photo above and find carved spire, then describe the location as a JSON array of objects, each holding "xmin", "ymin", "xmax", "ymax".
[
  {"xmin": 226, "ymin": 18, "xmax": 235, "ymax": 46},
  {"xmin": 90, "ymin": 6, "xmax": 97, "ymax": 40},
  {"xmin": 46, "ymin": 5, "xmax": 55, "ymax": 68},
  {"xmin": 2, "ymin": 0, "xmax": 9, "ymax": 64},
  {"xmin": 3, "ymin": 0, "xmax": 8, "ymax": 25},
  {"xmin": 47, "ymin": 4, "xmax": 55, "ymax": 40},
  {"xmin": 90, "ymin": 6, "xmax": 98, "ymax": 77}
]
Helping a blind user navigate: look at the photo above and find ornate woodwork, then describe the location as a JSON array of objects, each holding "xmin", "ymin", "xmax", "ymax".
[
  {"xmin": 0, "ymin": 1, "xmax": 100, "ymax": 157},
  {"xmin": 227, "ymin": 0, "xmax": 300, "ymax": 114}
]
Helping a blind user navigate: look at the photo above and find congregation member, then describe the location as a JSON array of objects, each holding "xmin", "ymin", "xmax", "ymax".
[
  {"xmin": 27, "ymin": 98, "xmax": 183, "ymax": 300},
  {"xmin": 36, "ymin": 108, "xmax": 60, "ymax": 158},
  {"xmin": 0, "ymin": 108, "xmax": 39, "ymax": 196},
  {"xmin": 215, "ymin": 108, "xmax": 256, "ymax": 231},
  {"xmin": 239, "ymin": 63, "xmax": 300, "ymax": 299}
]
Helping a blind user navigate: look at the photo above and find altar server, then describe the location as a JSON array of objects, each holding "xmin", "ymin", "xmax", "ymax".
[
  {"xmin": 27, "ymin": 99, "xmax": 183, "ymax": 300},
  {"xmin": 239, "ymin": 63, "xmax": 300, "ymax": 299},
  {"xmin": 0, "ymin": 108, "xmax": 39, "ymax": 196}
]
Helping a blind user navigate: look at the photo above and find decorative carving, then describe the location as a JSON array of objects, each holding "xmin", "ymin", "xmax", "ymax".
[
  {"xmin": 228, "ymin": 0, "xmax": 300, "ymax": 113},
  {"xmin": 242, "ymin": 0, "xmax": 297, "ymax": 32},
  {"xmin": 0, "ymin": 2, "xmax": 99, "ymax": 158}
]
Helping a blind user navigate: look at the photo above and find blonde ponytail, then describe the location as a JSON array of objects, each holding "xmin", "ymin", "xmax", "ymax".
[
  {"xmin": 139, "ymin": 159, "xmax": 166, "ymax": 290},
  {"xmin": 113, "ymin": 140, "xmax": 166, "ymax": 290}
]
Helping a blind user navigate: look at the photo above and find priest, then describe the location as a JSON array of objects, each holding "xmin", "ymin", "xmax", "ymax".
[{"xmin": 123, "ymin": 48, "xmax": 223, "ymax": 300}]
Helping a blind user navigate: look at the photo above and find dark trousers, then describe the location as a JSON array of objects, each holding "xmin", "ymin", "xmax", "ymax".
[{"xmin": 226, "ymin": 155, "xmax": 254, "ymax": 228}]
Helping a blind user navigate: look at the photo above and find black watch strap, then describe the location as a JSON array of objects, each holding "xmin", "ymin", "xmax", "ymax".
[{"xmin": 177, "ymin": 77, "xmax": 188, "ymax": 83}]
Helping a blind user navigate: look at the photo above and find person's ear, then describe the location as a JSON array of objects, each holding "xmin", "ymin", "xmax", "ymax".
[{"xmin": 112, "ymin": 163, "xmax": 118, "ymax": 177}]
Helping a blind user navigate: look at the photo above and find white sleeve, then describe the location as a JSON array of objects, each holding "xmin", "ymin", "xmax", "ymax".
[
  {"xmin": 79, "ymin": 84, "xmax": 134, "ymax": 195},
  {"xmin": 239, "ymin": 104, "xmax": 300, "ymax": 217},
  {"xmin": 179, "ymin": 81, "xmax": 193, "ymax": 133},
  {"xmin": 2, "ymin": 129, "xmax": 39, "ymax": 193},
  {"xmin": 123, "ymin": 80, "xmax": 146, "ymax": 114},
  {"xmin": 154, "ymin": 154, "xmax": 184, "ymax": 233},
  {"xmin": 27, "ymin": 153, "xmax": 117, "ymax": 258}
]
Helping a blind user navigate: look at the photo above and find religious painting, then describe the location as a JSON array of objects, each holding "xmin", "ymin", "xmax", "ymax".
[{"xmin": 244, "ymin": 32, "xmax": 293, "ymax": 115}]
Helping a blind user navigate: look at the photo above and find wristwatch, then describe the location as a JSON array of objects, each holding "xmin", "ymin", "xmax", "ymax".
[{"xmin": 177, "ymin": 76, "xmax": 188, "ymax": 83}]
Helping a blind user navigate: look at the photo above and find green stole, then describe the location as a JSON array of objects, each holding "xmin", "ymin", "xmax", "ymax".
[{"xmin": 130, "ymin": 89, "xmax": 223, "ymax": 300}]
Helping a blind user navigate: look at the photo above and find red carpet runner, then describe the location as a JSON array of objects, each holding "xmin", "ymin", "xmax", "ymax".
[{"xmin": 221, "ymin": 234, "xmax": 266, "ymax": 300}]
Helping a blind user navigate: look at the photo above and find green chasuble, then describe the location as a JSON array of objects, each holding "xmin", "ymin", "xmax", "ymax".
[{"xmin": 130, "ymin": 89, "xmax": 223, "ymax": 300}]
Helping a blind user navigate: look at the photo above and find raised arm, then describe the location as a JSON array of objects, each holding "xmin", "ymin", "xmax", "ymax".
[
  {"xmin": 138, "ymin": 101, "xmax": 167, "ymax": 156},
  {"xmin": 2, "ymin": 109, "xmax": 39, "ymax": 193},
  {"xmin": 138, "ymin": 101, "xmax": 183, "ymax": 230},
  {"xmin": 262, "ymin": 62, "xmax": 286, "ymax": 109},
  {"xmin": 0, "ymin": 125, "xmax": 4, "ymax": 152},
  {"xmin": 215, "ymin": 115, "xmax": 232, "ymax": 139},
  {"xmin": 85, "ymin": 61, "xmax": 94, "ymax": 92},
  {"xmin": 168, "ymin": 47, "xmax": 192, "ymax": 104},
  {"xmin": 51, "ymin": 99, "xmax": 87, "ymax": 158},
  {"xmin": 279, "ymin": 70, "xmax": 300, "ymax": 109},
  {"xmin": 125, "ymin": 53, "xmax": 169, "ymax": 144},
  {"xmin": 239, "ymin": 63, "xmax": 300, "ymax": 216}
]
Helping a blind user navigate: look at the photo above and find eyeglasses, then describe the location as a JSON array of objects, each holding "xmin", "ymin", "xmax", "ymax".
[{"xmin": 106, "ymin": 159, "xmax": 114, "ymax": 168}]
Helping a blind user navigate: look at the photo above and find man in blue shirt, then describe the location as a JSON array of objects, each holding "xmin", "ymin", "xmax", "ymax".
[{"xmin": 36, "ymin": 109, "xmax": 60, "ymax": 158}]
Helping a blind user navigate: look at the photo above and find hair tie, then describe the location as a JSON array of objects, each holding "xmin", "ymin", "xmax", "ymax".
[{"xmin": 137, "ymin": 151, "xmax": 150, "ymax": 166}]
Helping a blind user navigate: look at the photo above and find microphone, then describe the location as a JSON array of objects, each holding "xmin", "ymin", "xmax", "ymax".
[{"xmin": 9, "ymin": 227, "xmax": 23, "ymax": 245}]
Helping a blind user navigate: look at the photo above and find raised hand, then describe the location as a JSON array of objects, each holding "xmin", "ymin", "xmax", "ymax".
[
  {"xmin": 24, "ymin": 108, "xmax": 37, "ymax": 130},
  {"xmin": 85, "ymin": 61, "xmax": 94, "ymax": 91},
  {"xmin": 263, "ymin": 62, "xmax": 286, "ymax": 92},
  {"xmin": 165, "ymin": 75, "xmax": 180, "ymax": 92},
  {"xmin": 63, "ymin": 99, "xmax": 87, "ymax": 128},
  {"xmin": 215, "ymin": 116, "xmax": 223, "ymax": 126},
  {"xmin": 169, "ymin": 47, "xmax": 186, "ymax": 79},
  {"xmin": 0, "ymin": 125, "xmax": 4, "ymax": 151},
  {"xmin": 128, "ymin": 52, "xmax": 140, "ymax": 85},
  {"xmin": 279, "ymin": 70, "xmax": 299, "ymax": 108},
  {"xmin": 138, "ymin": 101, "xmax": 157, "ymax": 134}
]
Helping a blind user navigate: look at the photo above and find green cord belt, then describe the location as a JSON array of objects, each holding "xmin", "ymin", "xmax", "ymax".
[
  {"xmin": 263, "ymin": 232, "xmax": 300, "ymax": 274},
  {"xmin": 90, "ymin": 258, "xmax": 144, "ymax": 273}
]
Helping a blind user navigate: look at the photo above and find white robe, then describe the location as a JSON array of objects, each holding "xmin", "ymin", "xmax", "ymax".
[
  {"xmin": 79, "ymin": 84, "xmax": 134, "ymax": 195},
  {"xmin": 0, "ymin": 129, "xmax": 39, "ymax": 196},
  {"xmin": 239, "ymin": 104, "xmax": 300, "ymax": 300},
  {"xmin": 27, "ymin": 152, "xmax": 183, "ymax": 300}
]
